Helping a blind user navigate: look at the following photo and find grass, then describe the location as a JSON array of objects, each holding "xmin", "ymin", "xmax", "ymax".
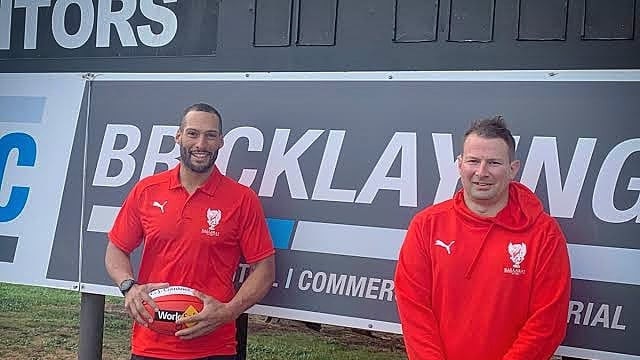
[
  {"xmin": 247, "ymin": 333, "xmax": 403, "ymax": 360},
  {"xmin": 0, "ymin": 284, "xmax": 82, "ymax": 359},
  {"xmin": 0, "ymin": 283, "xmax": 407, "ymax": 360}
]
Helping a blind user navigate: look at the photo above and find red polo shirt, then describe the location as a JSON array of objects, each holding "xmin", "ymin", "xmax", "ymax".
[{"xmin": 109, "ymin": 164, "xmax": 275, "ymax": 359}]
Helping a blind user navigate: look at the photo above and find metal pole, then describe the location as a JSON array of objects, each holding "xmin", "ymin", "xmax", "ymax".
[
  {"xmin": 235, "ymin": 313, "xmax": 249, "ymax": 360},
  {"xmin": 78, "ymin": 292, "xmax": 105, "ymax": 360}
]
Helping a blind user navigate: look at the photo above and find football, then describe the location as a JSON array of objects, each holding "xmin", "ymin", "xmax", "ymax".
[{"xmin": 144, "ymin": 285, "xmax": 204, "ymax": 335}]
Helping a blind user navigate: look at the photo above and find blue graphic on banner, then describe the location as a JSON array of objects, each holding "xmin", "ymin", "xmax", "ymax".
[
  {"xmin": 0, "ymin": 132, "xmax": 37, "ymax": 222},
  {"xmin": 266, "ymin": 218, "xmax": 295, "ymax": 249}
]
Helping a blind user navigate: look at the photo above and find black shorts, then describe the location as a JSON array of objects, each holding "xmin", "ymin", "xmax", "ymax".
[{"xmin": 130, "ymin": 355, "xmax": 236, "ymax": 360}]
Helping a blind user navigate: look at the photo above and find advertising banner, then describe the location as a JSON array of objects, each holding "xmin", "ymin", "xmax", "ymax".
[{"xmin": 1, "ymin": 71, "xmax": 638, "ymax": 359}]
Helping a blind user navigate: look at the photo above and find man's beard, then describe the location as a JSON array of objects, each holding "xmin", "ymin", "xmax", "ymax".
[{"xmin": 180, "ymin": 146, "xmax": 218, "ymax": 173}]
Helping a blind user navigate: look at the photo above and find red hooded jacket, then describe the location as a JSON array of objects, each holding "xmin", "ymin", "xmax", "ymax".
[{"xmin": 395, "ymin": 182, "xmax": 571, "ymax": 360}]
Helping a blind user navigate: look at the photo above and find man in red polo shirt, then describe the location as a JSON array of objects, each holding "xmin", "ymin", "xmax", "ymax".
[{"xmin": 105, "ymin": 103, "xmax": 276, "ymax": 360}]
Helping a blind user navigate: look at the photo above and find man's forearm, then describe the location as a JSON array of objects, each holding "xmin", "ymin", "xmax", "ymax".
[
  {"xmin": 105, "ymin": 241, "xmax": 135, "ymax": 285},
  {"xmin": 226, "ymin": 255, "xmax": 275, "ymax": 319}
]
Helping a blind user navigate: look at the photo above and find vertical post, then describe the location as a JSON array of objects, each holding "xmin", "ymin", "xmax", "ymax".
[
  {"xmin": 235, "ymin": 313, "xmax": 249, "ymax": 360},
  {"xmin": 78, "ymin": 292, "xmax": 105, "ymax": 360}
]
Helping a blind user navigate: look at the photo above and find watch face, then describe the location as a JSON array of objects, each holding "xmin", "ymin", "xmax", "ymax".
[{"xmin": 120, "ymin": 279, "xmax": 135, "ymax": 293}]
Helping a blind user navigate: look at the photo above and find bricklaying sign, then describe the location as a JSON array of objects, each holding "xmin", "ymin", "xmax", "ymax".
[{"xmin": 0, "ymin": 72, "xmax": 638, "ymax": 360}]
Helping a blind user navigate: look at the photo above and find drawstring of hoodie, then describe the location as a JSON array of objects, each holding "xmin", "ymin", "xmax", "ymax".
[{"xmin": 464, "ymin": 222, "xmax": 495, "ymax": 279}]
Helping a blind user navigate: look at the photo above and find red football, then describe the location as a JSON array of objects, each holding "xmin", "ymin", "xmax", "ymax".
[{"xmin": 144, "ymin": 286, "xmax": 204, "ymax": 335}]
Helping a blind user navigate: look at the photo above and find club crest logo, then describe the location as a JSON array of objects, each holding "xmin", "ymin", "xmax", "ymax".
[
  {"xmin": 504, "ymin": 241, "xmax": 527, "ymax": 275},
  {"xmin": 201, "ymin": 208, "xmax": 222, "ymax": 236},
  {"xmin": 508, "ymin": 242, "xmax": 527, "ymax": 268},
  {"xmin": 207, "ymin": 209, "xmax": 221, "ymax": 230}
]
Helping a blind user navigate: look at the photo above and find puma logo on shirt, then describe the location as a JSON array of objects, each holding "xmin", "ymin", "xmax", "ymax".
[
  {"xmin": 435, "ymin": 240, "xmax": 455, "ymax": 254},
  {"xmin": 152, "ymin": 201, "xmax": 167, "ymax": 213}
]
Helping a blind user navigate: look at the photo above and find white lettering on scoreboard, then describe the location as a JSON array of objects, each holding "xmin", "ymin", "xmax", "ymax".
[{"xmin": 0, "ymin": 0, "xmax": 178, "ymax": 50}]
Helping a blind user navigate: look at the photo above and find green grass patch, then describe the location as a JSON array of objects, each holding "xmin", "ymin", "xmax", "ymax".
[{"xmin": 248, "ymin": 333, "xmax": 405, "ymax": 360}]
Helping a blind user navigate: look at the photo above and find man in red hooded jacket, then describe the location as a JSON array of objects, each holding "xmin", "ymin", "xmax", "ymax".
[{"xmin": 395, "ymin": 116, "xmax": 571, "ymax": 360}]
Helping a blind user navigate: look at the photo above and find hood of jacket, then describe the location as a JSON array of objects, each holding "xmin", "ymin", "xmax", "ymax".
[
  {"xmin": 453, "ymin": 181, "xmax": 544, "ymax": 232},
  {"xmin": 453, "ymin": 181, "xmax": 544, "ymax": 278}
]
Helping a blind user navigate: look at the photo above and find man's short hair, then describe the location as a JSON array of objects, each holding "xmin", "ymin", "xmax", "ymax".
[
  {"xmin": 463, "ymin": 115, "xmax": 516, "ymax": 161},
  {"xmin": 180, "ymin": 103, "xmax": 223, "ymax": 132}
]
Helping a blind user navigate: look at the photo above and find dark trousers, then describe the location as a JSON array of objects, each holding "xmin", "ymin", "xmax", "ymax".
[{"xmin": 131, "ymin": 355, "xmax": 236, "ymax": 360}]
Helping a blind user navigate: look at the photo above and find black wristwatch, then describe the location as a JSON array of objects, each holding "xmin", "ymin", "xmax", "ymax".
[{"xmin": 118, "ymin": 278, "xmax": 136, "ymax": 296}]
